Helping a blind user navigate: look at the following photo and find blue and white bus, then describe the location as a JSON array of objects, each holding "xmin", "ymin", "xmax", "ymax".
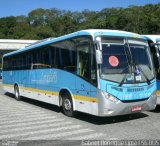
[
  {"xmin": 2, "ymin": 29, "xmax": 157, "ymax": 117},
  {"xmin": 143, "ymin": 35, "xmax": 160, "ymax": 104}
]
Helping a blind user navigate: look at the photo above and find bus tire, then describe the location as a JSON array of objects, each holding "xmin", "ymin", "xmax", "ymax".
[
  {"xmin": 14, "ymin": 85, "xmax": 21, "ymax": 101},
  {"xmin": 62, "ymin": 93, "xmax": 75, "ymax": 117}
]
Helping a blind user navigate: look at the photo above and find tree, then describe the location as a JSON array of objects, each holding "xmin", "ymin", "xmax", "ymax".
[
  {"xmin": 0, "ymin": 3, "xmax": 160, "ymax": 39},
  {"xmin": 28, "ymin": 8, "xmax": 48, "ymax": 26},
  {"xmin": 0, "ymin": 16, "xmax": 17, "ymax": 39}
]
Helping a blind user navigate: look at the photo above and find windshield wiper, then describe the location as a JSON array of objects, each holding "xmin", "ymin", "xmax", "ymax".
[
  {"xmin": 119, "ymin": 74, "xmax": 127, "ymax": 87},
  {"xmin": 125, "ymin": 41, "xmax": 150, "ymax": 85},
  {"xmin": 118, "ymin": 44, "xmax": 133, "ymax": 87},
  {"xmin": 133, "ymin": 62, "xmax": 151, "ymax": 85}
]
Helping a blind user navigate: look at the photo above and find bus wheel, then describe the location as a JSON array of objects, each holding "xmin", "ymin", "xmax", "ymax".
[
  {"xmin": 14, "ymin": 85, "xmax": 21, "ymax": 101},
  {"xmin": 62, "ymin": 93, "xmax": 75, "ymax": 117}
]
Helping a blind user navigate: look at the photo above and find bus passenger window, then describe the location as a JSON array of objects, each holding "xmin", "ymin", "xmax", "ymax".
[
  {"xmin": 50, "ymin": 47, "xmax": 56, "ymax": 68},
  {"xmin": 32, "ymin": 48, "xmax": 51, "ymax": 69},
  {"xmin": 54, "ymin": 40, "xmax": 76, "ymax": 73},
  {"xmin": 57, "ymin": 48, "xmax": 76, "ymax": 73}
]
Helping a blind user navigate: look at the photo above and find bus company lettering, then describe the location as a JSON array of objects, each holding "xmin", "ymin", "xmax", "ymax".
[
  {"xmin": 43, "ymin": 72, "xmax": 57, "ymax": 83},
  {"xmin": 32, "ymin": 72, "xmax": 57, "ymax": 83}
]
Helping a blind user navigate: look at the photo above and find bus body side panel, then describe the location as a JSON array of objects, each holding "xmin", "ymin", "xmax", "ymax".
[
  {"xmin": 54, "ymin": 69, "xmax": 98, "ymax": 115},
  {"xmin": 74, "ymin": 76, "xmax": 98, "ymax": 115},
  {"xmin": 3, "ymin": 71, "xmax": 14, "ymax": 94},
  {"xmin": 156, "ymin": 80, "xmax": 160, "ymax": 104},
  {"xmin": 3, "ymin": 70, "xmax": 59, "ymax": 106},
  {"xmin": 3, "ymin": 69, "xmax": 99, "ymax": 116}
]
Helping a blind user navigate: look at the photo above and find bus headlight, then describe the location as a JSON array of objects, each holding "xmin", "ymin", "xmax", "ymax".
[
  {"xmin": 102, "ymin": 91, "xmax": 119, "ymax": 103},
  {"xmin": 151, "ymin": 91, "xmax": 157, "ymax": 99}
]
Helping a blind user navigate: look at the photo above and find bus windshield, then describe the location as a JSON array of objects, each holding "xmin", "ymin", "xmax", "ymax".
[{"xmin": 100, "ymin": 37, "xmax": 155, "ymax": 84}]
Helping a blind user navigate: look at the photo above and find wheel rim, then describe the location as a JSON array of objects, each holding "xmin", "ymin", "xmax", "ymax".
[{"xmin": 64, "ymin": 99, "xmax": 72, "ymax": 110}]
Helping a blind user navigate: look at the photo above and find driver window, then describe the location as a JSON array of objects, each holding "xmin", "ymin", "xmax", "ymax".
[
  {"xmin": 74, "ymin": 36, "xmax": 97, "ymax": 85},
  {"xmin": 77, "ymin": 44, "xmax": 89, "ymax": 80}
]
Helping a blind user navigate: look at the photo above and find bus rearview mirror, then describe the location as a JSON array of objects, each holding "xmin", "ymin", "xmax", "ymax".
[{"xmin": 96, "ymin": 50, "xmax": 102, "ymax": 64}]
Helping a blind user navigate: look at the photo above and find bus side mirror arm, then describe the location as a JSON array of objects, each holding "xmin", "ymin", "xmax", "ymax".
[{"xmin": 94, "ymin": 41, "xmax": 103, "ymax": 64}]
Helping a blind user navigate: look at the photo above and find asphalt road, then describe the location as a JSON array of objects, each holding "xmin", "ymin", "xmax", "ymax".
[{"xmin": 0, "ymin": 81, "xmax": 160, "ymax": 143}]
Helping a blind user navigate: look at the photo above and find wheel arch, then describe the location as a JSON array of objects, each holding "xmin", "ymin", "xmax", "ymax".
[{"xmin": 59, "ymin": 88, "xmax": 76, "ymax": 111}]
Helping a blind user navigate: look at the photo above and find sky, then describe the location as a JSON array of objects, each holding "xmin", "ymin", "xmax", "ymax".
[{"xmin": 0, "ymin": 0, "xmax": 159, "ymax": 18}]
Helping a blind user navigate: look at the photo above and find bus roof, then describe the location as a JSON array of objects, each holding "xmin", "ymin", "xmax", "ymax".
[
  {"xmin": 142, "ymin": 35, "xmax": 160, "ymax": 43},
  {"xmin": 4, "ymin": 29, "xmax": 144, "ymax": 57}
]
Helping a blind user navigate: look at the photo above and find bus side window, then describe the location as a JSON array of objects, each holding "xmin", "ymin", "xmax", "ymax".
[
  {"xmin": 55, "ymin": 40, "xmax": 76, "ymax": 73},
  {"xmin": 41, "ymin": 48, "xmax": 51, "ymax": 68},
  {"xmin": 50, "ymin": 47, "xmax": 56, "ymax": 68},
  {"xmin": 32, "ymin": 48, "xmax": 51, "ymax": 69},
  {"xmin": 149, "ymin": 41, "xmax": 160, "ymax": 80},
  {"xmin": 3, "ymin": 57, "xmax": 9, "ymax": 71}
]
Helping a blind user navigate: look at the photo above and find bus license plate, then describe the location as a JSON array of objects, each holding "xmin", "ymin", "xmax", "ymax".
[{"xmin": 132, "ymin": 106, "xmax": 142, "ymax": 112}]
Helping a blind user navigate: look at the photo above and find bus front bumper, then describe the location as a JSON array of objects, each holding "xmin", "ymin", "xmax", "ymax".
[
  {"xmin": 98, "ymin": 91, "xmax": 157, "ymax": 117},
  {"xmin": 157, "ymin": 96, "xmax": 160, "ymax": 105}
]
